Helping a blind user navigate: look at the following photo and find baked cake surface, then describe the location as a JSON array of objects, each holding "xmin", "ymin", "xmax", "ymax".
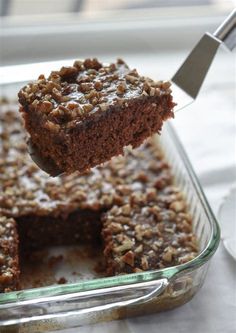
[
  {"xmin": 0, "ymin": 216, "xmax": 19, "ymax": 292},
  {"xmin": 18, "ymin": 58, "xmax": 175, "ymax": 175},
  {"xmin": 0, "ymin": 100, "xmax": 197, "ymax": 292}
]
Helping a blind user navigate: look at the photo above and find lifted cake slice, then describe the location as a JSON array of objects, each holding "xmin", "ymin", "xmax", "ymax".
[{"xmin": 18, "ymin": 58, "xmax": 175, "ymax": 175}]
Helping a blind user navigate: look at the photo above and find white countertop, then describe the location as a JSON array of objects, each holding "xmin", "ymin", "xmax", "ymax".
[{"xmin": 53, "ymin": 49, "xmax": 236, "ymax": 333}]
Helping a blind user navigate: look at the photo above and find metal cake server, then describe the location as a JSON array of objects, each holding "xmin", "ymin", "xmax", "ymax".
[{"xmin": 172, "ymin": 8, "xmax": 236, "ymax": 112}]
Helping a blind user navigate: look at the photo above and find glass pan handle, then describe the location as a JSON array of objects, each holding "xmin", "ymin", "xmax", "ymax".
[{"xmin": 1, "ymin": 278, "xmax": 169, "ymax": 327}]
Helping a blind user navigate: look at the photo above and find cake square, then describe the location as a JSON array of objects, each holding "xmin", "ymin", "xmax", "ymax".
[{"xmin": 18, "ymin": 59, "xmax": 175, "ymax": 175}]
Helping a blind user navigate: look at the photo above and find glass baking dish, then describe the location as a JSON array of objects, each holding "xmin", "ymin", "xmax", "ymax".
[{"xmin": 0, "ymin": 82, "xmax": 220, "ymax": 332}]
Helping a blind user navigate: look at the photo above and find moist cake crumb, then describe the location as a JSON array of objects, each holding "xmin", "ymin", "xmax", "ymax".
[{"xmin": 57, "ymin": 277, "xmax": 67, "ymax": 284}]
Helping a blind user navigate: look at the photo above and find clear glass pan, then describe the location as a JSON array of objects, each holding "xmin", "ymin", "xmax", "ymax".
[{"xmin": 0, "ymin": 83, "xmax": 220, "ymax": 333}]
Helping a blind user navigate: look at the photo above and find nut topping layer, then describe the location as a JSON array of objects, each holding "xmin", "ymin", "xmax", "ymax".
[{"xmin": 18, "ymin": 58, "xmax": 172, "ymax": 129}]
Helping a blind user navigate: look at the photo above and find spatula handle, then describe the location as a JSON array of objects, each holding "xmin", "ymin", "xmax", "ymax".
[{"xmin": 214, "ymin": 8, "xmax": 236, "ymax": 50}]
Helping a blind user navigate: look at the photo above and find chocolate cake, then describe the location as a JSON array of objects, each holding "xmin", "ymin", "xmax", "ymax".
[
  {"xmin": 18, "ymin": 58, "xmax": 175, "ymax": 175},
  {"xmin": 102, "ymin": 193, "xmax": 198, "ymax": 275},
  {"xmin": 0, "ymin": 100, "xmax": 197, "ymax": 292},
  {"xmin": 0, "ymin": 216, "xmax": 19, "ymax": 292}
]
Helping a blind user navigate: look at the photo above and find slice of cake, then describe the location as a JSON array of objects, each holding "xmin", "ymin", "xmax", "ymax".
[{"xmin": 18, "ymin": 58, "xmax": 175, "ymax": 175}]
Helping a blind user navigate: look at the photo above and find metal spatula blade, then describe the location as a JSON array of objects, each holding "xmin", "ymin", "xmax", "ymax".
[
  {"xmin": 171, "ymin": 33, "xmax": 220, "ymax": 111},
  {"xmin": 28, "ymin": 139, "xmax": 63, "ymax": 177},
  {"xmin": 172, "ymin": 9, "xmax": 236, "ymax": 112}
]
